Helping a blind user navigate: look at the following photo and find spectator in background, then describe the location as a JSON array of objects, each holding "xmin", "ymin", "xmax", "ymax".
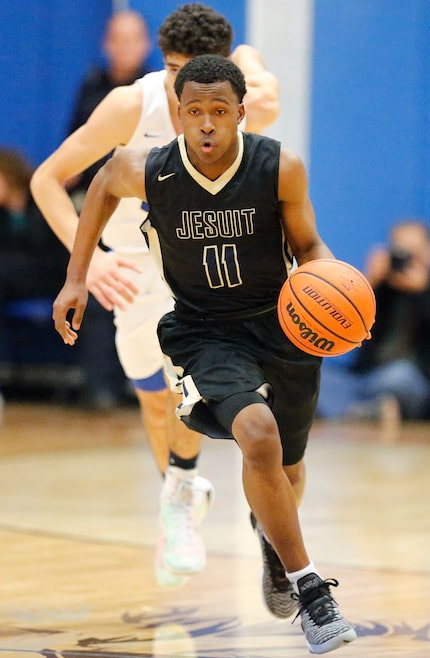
[
  {"xmin": 68, "ymin": 10, "xmax": 153, "ymax": 198},
  {"xmin": 0, "ymin": 147, "xmax": 126, "ymax": 408},
  {"xmin": 69, "ymin": 10, "xmax": 152, "ymax": 130},
  {"xmin": 0, "ymin": 148, "xmax": 68, "ymax": 302},
  {"xmin": 317, "ymin": 219, "xmax": 430, "ymax": 422},
  {"xmin": 0, "ymin": 147, "xmax": 68, "ymax": 408}
]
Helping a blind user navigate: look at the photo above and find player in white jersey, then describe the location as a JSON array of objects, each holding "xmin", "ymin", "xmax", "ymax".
[
  {"xmin": 30, "ymin": 3, "xmax": 279, "ymax": 588},
  {"xmin": 102, "ymin": 70, "xmax": 177, "ymax": 392}
]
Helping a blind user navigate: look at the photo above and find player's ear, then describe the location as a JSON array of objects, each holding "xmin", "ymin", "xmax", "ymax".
[{"xmin": 237, "ymin": 103, "xmax": 245, "ymax": 125}]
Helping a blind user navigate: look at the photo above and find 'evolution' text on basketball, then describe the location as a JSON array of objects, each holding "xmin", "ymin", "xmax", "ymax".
[{"xmin": 302, "ymin": 286, "xmax": 353, "ymax": 328}]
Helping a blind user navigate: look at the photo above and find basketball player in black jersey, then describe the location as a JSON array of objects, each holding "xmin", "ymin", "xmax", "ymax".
[{"xmin": 52, "ymin": 55, "xmax": 357, "ymax": 654}]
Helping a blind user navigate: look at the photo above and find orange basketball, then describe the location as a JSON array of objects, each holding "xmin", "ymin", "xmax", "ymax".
[{"xmin": 277, "ymin": 259, "xmax": 376, "ymax": 357}]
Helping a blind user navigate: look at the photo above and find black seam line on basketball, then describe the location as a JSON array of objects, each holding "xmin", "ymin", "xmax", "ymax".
[
  {"xmin": 288, "ymin": 282, "xmax": 360, "ymax": 344},
  {"xmin": 307, "ymin": 259, "xmax": 375, "ymax": 304},
  {"xmin": 290, "ymin": 271, "xmax": 369, "ymax": 335},
  {"xmin": 292, "ymin": 270, "xmax": 371, "ymax": 334},
  {"xmin": 295, "ymin": 270, "xmax": 372, "ymax": 332}
]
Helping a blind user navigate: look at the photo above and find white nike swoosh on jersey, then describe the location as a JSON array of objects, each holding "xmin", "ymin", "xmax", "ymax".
[{"xmin": 157, "ymin": 173, "xmax": 176, "ymax": 181}]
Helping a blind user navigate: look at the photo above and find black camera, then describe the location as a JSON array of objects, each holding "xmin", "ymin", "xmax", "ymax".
[{"xmin": 389, "ymin": 246, "xmax": 412, "ymax": 272}]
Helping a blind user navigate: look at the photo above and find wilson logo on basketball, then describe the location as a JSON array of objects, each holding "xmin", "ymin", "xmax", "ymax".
[
  {"xmin": 285, "ymin": 301, "xmax": 336, "ymax": 353},
  {"xmin": 302, "ymin": 286, "xmax": 353, "ymax": 329}
]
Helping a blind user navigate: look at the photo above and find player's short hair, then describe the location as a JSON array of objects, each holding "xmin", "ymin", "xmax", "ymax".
[
  {"xmin": 174, "ymin": 54, "xmax": 247, "ymax": 103},
  {"xmin": 158, "ymin": 3, "xmax": 232, "ymax": 58}
]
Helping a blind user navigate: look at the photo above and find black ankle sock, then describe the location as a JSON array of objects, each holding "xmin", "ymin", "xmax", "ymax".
[{"xmin": 168, "ymin": 451, "xmax": 199, "ymax": 470}]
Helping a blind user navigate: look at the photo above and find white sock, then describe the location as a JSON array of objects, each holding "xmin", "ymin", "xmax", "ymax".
[{"xmin": 286, "ymin": 562, "xmax": 320, "ymax": 594}]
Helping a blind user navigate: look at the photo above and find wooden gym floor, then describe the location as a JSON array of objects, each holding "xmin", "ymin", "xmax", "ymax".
[{"xmin": 0, "ymin": 401, "xmax": 429, "ymax": 657}]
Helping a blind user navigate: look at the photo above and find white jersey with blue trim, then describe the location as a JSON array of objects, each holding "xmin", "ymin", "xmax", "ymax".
[{"xmin": 101, "ymin": 70, "xmax": 176, "ymax": 253}]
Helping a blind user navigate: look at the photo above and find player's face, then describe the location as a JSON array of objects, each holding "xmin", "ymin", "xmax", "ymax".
[
  {"xmin": 178, "ymin": 80, "xmax": 245, "ymax": 179},
  {"xmin": 163, "ymin": 53, "xmax": 193, "ymax": 90}
]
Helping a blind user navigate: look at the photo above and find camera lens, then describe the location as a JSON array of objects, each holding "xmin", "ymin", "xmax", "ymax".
[{"xmin": 389, "ymin": 247, "xmax": 412, "ymax": 272}]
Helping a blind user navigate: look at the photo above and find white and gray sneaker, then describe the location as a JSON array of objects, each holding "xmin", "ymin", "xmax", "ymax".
[
  {"xmin": 156, "ymin": 467, "xmax": 214, "ymax": 582},
  {"xmin": 154, "ymin": 534, "xmax": 191, "ymax": 589},
  {"xmin": 293, "ymin": 573, "xmax": 357, "ymax": 654}
]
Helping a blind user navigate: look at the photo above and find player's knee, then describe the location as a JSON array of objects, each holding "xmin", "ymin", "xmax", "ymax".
[
  {"xmin": 284, "ymin": 459, "xmax": 305, "ymax": 487},
  {"xmin": 233, "ymin": 405, "xmax": 281, "ymax": 464}
]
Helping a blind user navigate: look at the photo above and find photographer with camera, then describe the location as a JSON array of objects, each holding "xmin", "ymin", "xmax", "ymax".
[{"xmin": 317, "ymin": 218, "xmax": 430, "ymax": 423}]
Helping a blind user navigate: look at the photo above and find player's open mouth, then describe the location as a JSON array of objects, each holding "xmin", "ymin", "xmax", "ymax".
[{"xmin": 200, "ymin": 139, "xmax": 215, "ymax": 152}]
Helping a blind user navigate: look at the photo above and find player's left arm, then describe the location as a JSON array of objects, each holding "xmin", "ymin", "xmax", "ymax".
[
  {"xmin": 278, "ymin": 148, "xmax": 335, "ymax": 266},
  {"xmin": 53, "ymin": 148, "xmax": 147, "ymax": 344},
  {"xmin": 230, "ymin": 45, "xmax": 279, "ymax": 134}
]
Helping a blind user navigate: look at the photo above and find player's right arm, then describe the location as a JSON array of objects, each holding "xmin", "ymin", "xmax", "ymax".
[
  {"xmin": 30, "ymin": 83, "xmax": 144, "ymax": 310},
  {"xmin": 53, "ymin": 148, "xmax": 147, "ymax": 344}
]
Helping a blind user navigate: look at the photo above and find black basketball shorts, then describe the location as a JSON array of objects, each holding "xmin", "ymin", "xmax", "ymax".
[{"xmin": 158, "ymin": 308, "xmax": 322, "ymax": 465}]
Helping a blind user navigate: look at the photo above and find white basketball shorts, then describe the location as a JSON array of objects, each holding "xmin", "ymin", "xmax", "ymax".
[{"xmin": 113, "ymin": 251, "xmax": 174, "ymax": 381}]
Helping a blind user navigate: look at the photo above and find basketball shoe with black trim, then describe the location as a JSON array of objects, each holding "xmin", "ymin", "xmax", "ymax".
[
  {"xmin": 293, "ymin": 573, "xmax": 357, "ymax": 654},
  {"xmin": 250, "ymin": 512, "xmax": 297, "ymax": 618}
]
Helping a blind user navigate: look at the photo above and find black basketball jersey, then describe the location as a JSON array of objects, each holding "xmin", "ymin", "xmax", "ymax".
[{"xmin": 142, "ymin": 131, "xmax": 291, "ymax": 319}]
